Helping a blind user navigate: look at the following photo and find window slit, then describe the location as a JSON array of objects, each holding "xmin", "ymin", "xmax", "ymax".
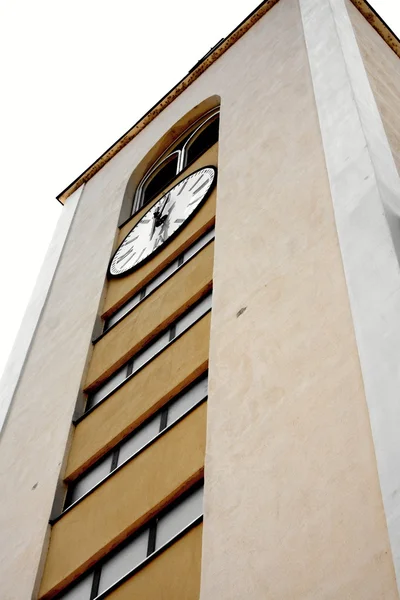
[
  {"xmin": 147, "ymin": 522, "xmax": 157, "ymax": 556},
  {"xmin": 159, "ymin": 408, "xmax": 168, "ymax": 432},
  {"xmin": 169, "ymin": 324, "xmax": 176, "ymax": 341},
  {"xmin": 126, "ymin": 360, "xmax": 134, "ymax": 377},
  {"xmin": 90, "ymin": 567, "xmax": 101, "ymax": 600},
  {"xmin": 110, "ymin": 447, "xmax": 120, "ymax": 472}
]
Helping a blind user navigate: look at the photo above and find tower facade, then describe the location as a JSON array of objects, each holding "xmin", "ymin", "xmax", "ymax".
[{"xmin": 1, "ymin": 0, "xmax": 400, "ymax": 599}]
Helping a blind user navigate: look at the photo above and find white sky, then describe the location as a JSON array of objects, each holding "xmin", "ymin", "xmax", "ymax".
[{"xmin": 0, "ymin": 0, "xmax": 399, "ymax": 379}]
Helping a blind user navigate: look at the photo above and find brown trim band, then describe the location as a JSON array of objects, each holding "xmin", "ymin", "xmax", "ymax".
[{"xmin": 350, "ymin": 0, "xmax": 400, "ymax": 58}]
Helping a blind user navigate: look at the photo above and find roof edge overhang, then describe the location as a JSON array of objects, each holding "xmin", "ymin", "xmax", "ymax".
[
  {"xmin": 350, "ymin": 0, "xmax": 400, "ymax": 57},
  {"xmin": 57, "ymin": 0, "xmax": 400, "ymax": 205}
]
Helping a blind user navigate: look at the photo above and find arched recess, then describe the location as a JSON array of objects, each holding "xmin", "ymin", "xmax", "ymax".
[{"xmin": 119, "ymin": 95, "xmax": 220, "ymax": 226}]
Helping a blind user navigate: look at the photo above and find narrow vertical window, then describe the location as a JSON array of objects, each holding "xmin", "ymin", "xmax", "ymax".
[
  {"xmin": 183, "ymin": 114, "xmax": 220, "ymax": 167},
  {"xmin": 97, "ymin": 529, "xmax": 149, "ymax": 595},
  {"xmin": 155, "ymin": 485, "xmax": 204, "ymax": 550},
  {"xmin": 133, "ymin": 152, "xmax": 179, "ymax": 214},
  {"xmin": 132, "ymin": 107, "xmax": 219, "ymax": 216}
]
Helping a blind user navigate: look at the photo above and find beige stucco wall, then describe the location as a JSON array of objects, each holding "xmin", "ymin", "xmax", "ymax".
[
  {"xmin": 347, "ymin": 0, "xmax": 400, "ymax": 176},
  {"xmin": 202, "ymin": 0, "xmax": 398, "ymax": 598},
  {"xmin": 0, "ymin": 0, "xmax": 398, "ymax": 597}
]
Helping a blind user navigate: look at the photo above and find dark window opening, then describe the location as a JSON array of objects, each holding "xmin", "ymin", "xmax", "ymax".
[
  {"xmin": 141, "ymin": 154, "xmax": 179, "ymax": 209},
  {"xmin": 185, "ymin": 116, "xmax": 219, "ymax": 167}
]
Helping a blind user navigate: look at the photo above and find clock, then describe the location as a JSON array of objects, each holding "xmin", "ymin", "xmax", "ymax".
[{"xmin": 109, "ymin": 166, "xmax": 217, "ymax": 277}]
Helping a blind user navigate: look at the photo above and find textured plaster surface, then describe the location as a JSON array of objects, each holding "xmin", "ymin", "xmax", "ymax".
[{"xmin": 300, "ymin": 0, "xmax": 400, "ymax": 590}]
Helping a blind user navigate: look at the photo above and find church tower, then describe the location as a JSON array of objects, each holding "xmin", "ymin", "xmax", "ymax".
[{"xmin": 1, "ymin": 1, "xmax": 400, "ymax": 598}]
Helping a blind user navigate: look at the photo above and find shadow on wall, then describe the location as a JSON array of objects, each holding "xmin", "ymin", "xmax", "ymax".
[{"xmin": 383, "ymin": 204, "xmax": 400, "ymax": 266}]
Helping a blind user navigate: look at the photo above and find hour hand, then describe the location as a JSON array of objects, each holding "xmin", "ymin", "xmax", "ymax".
[
  {"xmin": 155, "ymin": 192, "xmax": 170, "ymax": 225},
  {"xmin": 154, "ymin": 212, "xmax": 167, "ymax": 227}
]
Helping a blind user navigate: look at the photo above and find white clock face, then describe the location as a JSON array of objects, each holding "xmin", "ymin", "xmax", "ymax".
[{"xmin": 109, "ymin": 166, "xmax": 216, "ymax": 277}]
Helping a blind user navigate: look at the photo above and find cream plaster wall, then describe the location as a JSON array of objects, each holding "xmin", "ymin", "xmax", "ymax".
[
  {"xmin": 0, "ymin": 0, "xmax": 398, "ymax": 597},
  {"xmin": 202, "ymin": 0, "xmax": 398, "ymax": 598}
]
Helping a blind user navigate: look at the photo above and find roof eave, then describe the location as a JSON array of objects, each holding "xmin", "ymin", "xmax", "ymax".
[
  {"xmin": 57, "ymin": 0, "xmax": 400, "ymax": 205},
  {"xmin": 57, "ymin": 0, "xmax": 280, "ymax": 204},
  {"xmin": 350, "ymin": 0, "xmax": 400, "ymax": 57}
]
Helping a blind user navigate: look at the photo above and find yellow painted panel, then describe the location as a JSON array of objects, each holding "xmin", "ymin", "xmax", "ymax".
[
  {"xmin": 86, "ymin": 241, "xmax": 214, "ymax": 389},
  {"xmin": 108, "ymin": 524, "xmax": 202, "ymax": 600},
  {"xmin": 39, "ymin": 404, "xmax": 206, "ymax": 599},
  {"xmin": 103, "ymin": 144, "xmax": 218, "ymax": 315},
  {"xmin": 66, "ymin": 312, "xmax": 210, "ymax": 480}
]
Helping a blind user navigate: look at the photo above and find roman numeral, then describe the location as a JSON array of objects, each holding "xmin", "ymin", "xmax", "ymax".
[
  {"xmin": 121, "ymin": 234, "xmax": 138, "ymax": 249},
  {"xmin": 136, "ymin": 247, "xmax": 146, "ymax": 262},
  {"xmin": 192, "ymin": 179, "xmax": 209, "ymax": 196},
  {"xmin": 116, "ymin": 248, "xmax": 134, "ymax": 261},
  {"xmin": 116, "ymin": 248, "xmax": 136, "ymax": 269},
  {"xmin": 189, "ymin": 174, "xmax": 203, "ymax": 191},
  {"xmin": 177, "ymin": 179, "xmax": 189, "ymax": 196},
  {"xmin": 117, "ymin": 254, "xmax": 136, "ymax": 271}
]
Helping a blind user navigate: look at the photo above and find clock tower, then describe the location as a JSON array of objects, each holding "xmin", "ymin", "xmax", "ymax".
[{"xmin": 1, "ymin": 0, "xmax": 400, "ymax": 599}]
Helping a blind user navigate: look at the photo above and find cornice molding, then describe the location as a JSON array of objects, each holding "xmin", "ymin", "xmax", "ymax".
[
  {"xmin": 350, "ymin": 0, "xmax": 400, "ymax": 59},
  {"xmin": 57, "ymin": 0, "xmax": 280, "ymax": 204}
]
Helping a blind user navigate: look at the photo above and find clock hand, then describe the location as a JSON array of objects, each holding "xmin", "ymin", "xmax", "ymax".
[
  {"xmin": 150, "ymin": 211, "xmax": 157, "ymax": 240},
  {"xmin": 150, "ymin": 194, "xmax": 168, "ymax": 240},
  {"xmin": 154, "ymin": 192, "xmax": 170, "ymax": 226}
]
